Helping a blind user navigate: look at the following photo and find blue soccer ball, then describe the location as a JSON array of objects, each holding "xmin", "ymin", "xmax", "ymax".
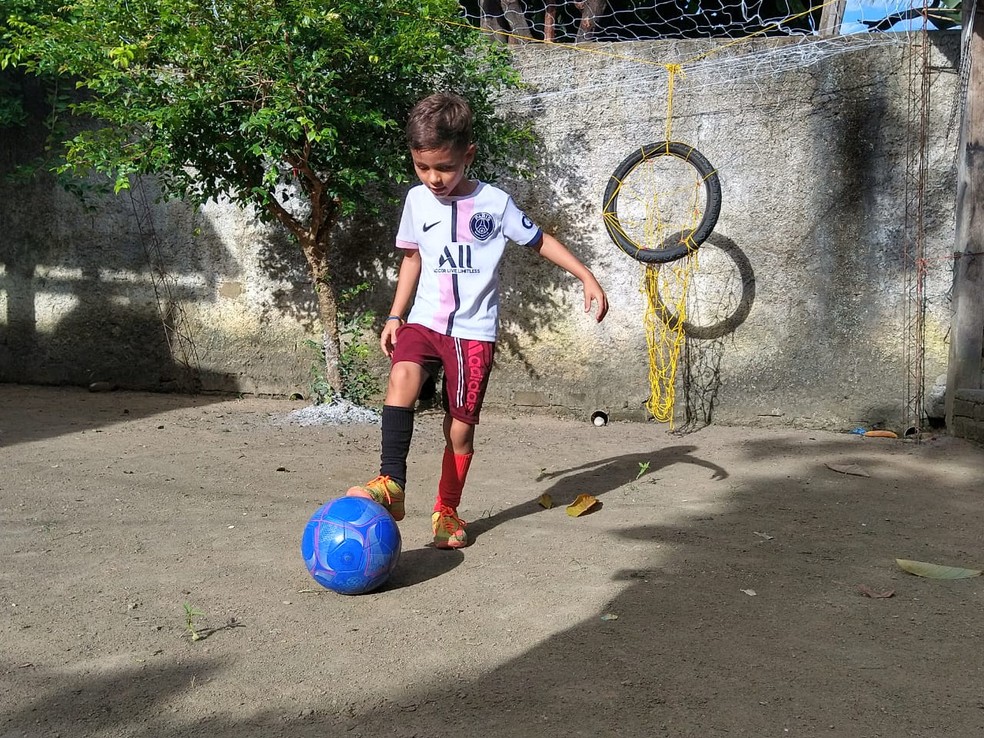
[{"xmin": 301, "ymin": 496, "xmax": 402, "ymax": 595}]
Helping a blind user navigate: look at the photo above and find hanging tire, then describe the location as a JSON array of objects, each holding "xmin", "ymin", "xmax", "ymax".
[{"xmin": 602, "ymin": 141, "xmax": 722, "ymax": 264}]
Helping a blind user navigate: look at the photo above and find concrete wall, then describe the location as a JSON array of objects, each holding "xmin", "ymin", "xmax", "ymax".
[
  {"xmin": 0, "ymin": 176, "xmax": 314, "ymax": 396},
  {"xmin": 0, "ymin": 34, "xmax": 962, "ymax": 431}
]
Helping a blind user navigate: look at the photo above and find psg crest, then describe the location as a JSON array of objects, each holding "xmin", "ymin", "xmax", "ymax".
[{"xmin": 469, "ymin": 212, "xmax": 496, "ymax": 241}]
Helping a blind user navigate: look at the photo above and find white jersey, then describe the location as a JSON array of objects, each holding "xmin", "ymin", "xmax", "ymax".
[{"xmin": 395, "ymin": 181, "xmax": 543, "ymax": 341}]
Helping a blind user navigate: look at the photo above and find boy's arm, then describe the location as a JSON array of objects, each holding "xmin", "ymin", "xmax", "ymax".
[
  {"xmin": 533, "ymin": 234, "xmax": 609, "ymax": 322},
  {"xmin": 381, "ymin": 249, "xmax": 422, "ymax": 357}
]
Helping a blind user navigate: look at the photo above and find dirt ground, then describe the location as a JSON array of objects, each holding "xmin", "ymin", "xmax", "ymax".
[{"xmin": 2, "ymin": 383, "xmax": 984, "ymax": 738}]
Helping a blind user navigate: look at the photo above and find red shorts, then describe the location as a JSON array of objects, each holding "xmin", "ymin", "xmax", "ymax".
[{"xmin": 391, "ymin": 323, "xmax": 495, "ymax": 425}]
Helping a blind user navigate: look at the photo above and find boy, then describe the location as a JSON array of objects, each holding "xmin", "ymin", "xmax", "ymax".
[{"xmin": 347, "ymin": 93, "xmax": 608, "ymax": 549}]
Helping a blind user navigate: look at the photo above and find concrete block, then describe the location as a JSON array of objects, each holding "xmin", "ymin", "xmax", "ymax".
[
  {"xmin": 952, "ymin": 399, "xmax": 976, "ymax": 419},
  {"xmin": 954, "ymin": 389, "xmax": 984, "ymax": 404},
  {"xmin": 952, "ymin": 417, "xmax": 984, "ymax": 446}
]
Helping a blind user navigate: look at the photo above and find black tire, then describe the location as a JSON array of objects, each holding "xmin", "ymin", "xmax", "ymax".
[{"xmin": 602, "ymin": 141, "xmax": 722, "ymax": 264}]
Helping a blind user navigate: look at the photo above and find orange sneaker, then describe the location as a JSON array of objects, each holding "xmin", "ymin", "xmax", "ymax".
[
  {"xmin": 346, "ymin": 475, "xmax": 405, "ymax": 521},
  {"xmin": 432, "ymin": 505, "xmax": 468, "ymax": 549}
]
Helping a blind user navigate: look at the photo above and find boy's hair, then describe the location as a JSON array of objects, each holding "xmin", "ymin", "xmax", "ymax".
[{"xmin": 406, "ymin": 93, "xmax": 473, "ymax": 152}]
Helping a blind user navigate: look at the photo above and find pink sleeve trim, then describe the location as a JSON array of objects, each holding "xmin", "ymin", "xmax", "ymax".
[{"xmin": 396, "ymin": 239, "xmax": 418, "ymax": 250}]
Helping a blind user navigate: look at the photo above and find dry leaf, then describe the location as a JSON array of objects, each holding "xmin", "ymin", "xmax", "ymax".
[
  {"xmin": 566, "ymin": 493, "xmax": 599, "ymax": 517},
  {"xmin": 857, "ymin": 584, "xmax": 895, "ymax": 598},
  {"xmin": 896, "ymin": 559, "xmax": 983, "ymax": 579},
  {"xmin": 825, "ymin": 462, "xmax": 871, "ymax": 477},
  {"xmin": 537, "ymin": 493, "xmax": 554, "ymax": 509},
  {"xmin": 864, "ymin": 430, "xmax": 898, "ymax": 438},
  {"xmin": 740, "ymin": 589, "xmax": 757, "ymax": 596}
]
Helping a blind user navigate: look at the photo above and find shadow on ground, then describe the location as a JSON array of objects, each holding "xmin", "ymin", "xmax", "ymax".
[
  {"xmin": 0, "ymin": 384, "xmax": 230, "ymax": 448},
  {"xmin": 3, "ymin": 400, "xmax": 983, "ymax": 738}
]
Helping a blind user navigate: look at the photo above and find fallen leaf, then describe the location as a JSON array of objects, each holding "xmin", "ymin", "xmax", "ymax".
[
  {"xmin": 825, "ymin": 462, "xmax": 871, "ymax": 477},
  {"xmin": 538, "ymin": 493, "xmax": 554, "ymax": 509},
  {"xmin": 600, "ymin": 613, "xmax": 619, "ymax": 621},
  {"xmin": 857, "ymin": 584, "xmax": 895, "ymax": 598},
  {"xmin": 740, "ymin": 589, "xmax": 757, "ymax": 596},
  {"xmin": 896, "ymin": 559, "xmax": 983, "ymax": 579},
  {"xmin": 864, "ymin": 430, "xmax": 898, "ymax": 438},
  {"xmin": 566, "ymin": 493, "xmax": 599, "ymax": 517},
  {"xmin": 753, "ymin": 531, "xmax": 774, "ymax": 540}
]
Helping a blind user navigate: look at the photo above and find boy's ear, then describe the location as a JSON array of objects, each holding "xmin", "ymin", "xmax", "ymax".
[{"xmin": 464, "ymin": 143, "xmax": 477, "ymax": 165}]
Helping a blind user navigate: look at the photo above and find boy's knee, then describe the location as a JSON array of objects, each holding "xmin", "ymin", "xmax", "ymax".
[
  {"xmin": 386, "ymin": 362, "xmax": 428, "ymax": 406},
  {"xmin": 389, "ymin": 362, "xmax": 424, "ymax": 386},
  {"xmin": 447, "ymin": 418, "xmax": 475, "ymax": 453}
]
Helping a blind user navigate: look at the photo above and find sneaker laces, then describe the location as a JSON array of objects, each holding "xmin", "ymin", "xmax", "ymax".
[
  {"xmin": 370, "ymin": 475, "xmax": 397, "ymax": 505},
  {"xmin": 435, "ymin": 505, "xmax": 466, "ymax": 533}
]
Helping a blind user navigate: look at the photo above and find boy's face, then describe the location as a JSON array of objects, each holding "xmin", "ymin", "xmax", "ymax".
[{"xmin": 410, "ymin": 144, "xmax": 476, "ymax": 198}]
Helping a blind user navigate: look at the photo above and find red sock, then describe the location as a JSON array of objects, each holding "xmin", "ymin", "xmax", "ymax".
[{"xmin": 434, "ymin": 448, "xmax": 473, "ymax": 512}]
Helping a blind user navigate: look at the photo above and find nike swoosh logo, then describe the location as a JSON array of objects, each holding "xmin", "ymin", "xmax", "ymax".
[{"xmin": 423, "ymin": 221, "xmax": 441, "ymax": 232}]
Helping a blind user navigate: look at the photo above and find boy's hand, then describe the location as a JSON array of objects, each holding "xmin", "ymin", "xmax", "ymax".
[
  {"xmin": 380, "ymin": 320, "xmax": 401, "ymax": 358},
  {"xmin": 583, "ymin": 277, "xmax": 609, "ymax": 322},
  {"xmin": 532, "ymin": 234, "xmax": 608, "ymax": 323}
]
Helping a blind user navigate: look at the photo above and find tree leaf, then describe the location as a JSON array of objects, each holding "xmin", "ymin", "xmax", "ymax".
[
  {"xmin": 896, "ymin": 559, "xmax": 983, "ymax": 579},
  {"xmin": 538, "ymin": 493, "xmax": 554, "ymax": 509},
  {"xmin": 566, "ymin": 494, "xmax": 599, "ymax": 517}
]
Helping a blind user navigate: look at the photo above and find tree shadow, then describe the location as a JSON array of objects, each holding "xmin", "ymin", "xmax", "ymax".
[
  {"xmin": 1, "ymin": 657, "xmax": 229, "ymax": 736},
  {"xmin": 494, "ymin": 120, "xmax": 599, "ymax": 377},
  {"xmin": 0, "ymin": 97, "xmax": 240, "ymax": 399},
  {"xmin": 468, "ymin": 445, "xmax": 728, "ymax": 542},
  {"xmin": 0, "ymin": 384, "xmax": 232, "ymax": 448}
]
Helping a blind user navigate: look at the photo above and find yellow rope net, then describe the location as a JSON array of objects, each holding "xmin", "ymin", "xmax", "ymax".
[
  {"xmin": 643, "ymin": 253, "xmax": 698, "ymax": 423},
  {"xmin": 617, "ymin": 64, "xmax": 707, "ymax": 426}
]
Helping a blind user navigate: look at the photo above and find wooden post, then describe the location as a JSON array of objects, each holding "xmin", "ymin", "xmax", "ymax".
[
  {"xmin": 946, "ymin": 0, "xmax": 984, "ymax": 427},
  {"xmin": 575, "ymin": 0, "xmax": 608, "ymax": 43},
  {"xmin": 545, "ymin": 2, "xmax": 558, "ymax": 41},
  {"xmin": 818, "ymin": 0, "xmax": 848, "ymax": 36}
]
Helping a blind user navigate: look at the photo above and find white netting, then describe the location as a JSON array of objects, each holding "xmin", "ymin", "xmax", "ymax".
[{"xmin": 459, "ymin": 0, "xmax": 959, "ymax": 44}]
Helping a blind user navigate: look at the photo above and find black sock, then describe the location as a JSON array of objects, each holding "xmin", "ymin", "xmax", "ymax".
[{"xmin": 380, "ymin": 405, "xmax": 414, "ymax": 489}]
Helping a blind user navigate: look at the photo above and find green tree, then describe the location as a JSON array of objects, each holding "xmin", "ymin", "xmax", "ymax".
[
  {"xmin": 1, "ymin": 0, "xmax": 32, "ymax": 128},
  {"xmin": 1, "ymin": 0, "xmax": 67, "ymax": 156},
  {"xmin": 6, "ymin": 0, "xmax": 530, "ymax": 397}
]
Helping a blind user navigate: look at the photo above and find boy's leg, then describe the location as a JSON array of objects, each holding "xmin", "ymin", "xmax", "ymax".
[
  {"xmin": 379, "ymin": 360, "xmax": 430, "ymax": 489},
  {"xmin": 347, "ymin": 359, "xmax": 429, "ymax": 521},
  {"xmin": 432, "ymin": 336, "xmax": 494, "ymax": 549},
  {"xmin": 435, "ymin": 416, "xmax": 475, "ymax": 510},
  {"xmin": 432, "ymin": 417, "xmax": 474, "ymax": 549}
]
